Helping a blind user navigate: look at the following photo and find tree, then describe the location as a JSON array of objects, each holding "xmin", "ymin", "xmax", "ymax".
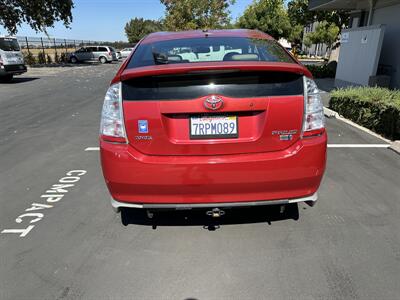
[
  {"xmin": 287, "ymin": 0, "xmax": 349, "ymax": 30},
  {"xmin": 0, "ymin": 0, "xmax": 74, "ymax": 35},
  {"xmin": 160, "ymin": 0, "xmax": 235, "ymax": 31},
  {"xmin": 303, "ymin": 34, "xmax": 312, "ymax": 48},
  {"xmin": 288, "ymin": 24, "xmax": 304, "ymax": 48},
  {"xmin": 304, "ymin": 21, "xmax": 340, "ymax": 56},
  {"xmin": 236, "ymin": 0, "xmax": 291, "ymax": 40},
  {"xmin": 323, "ymin": 22, "xmax": 340, "ymax": 49},
  {"xmin": 125, "ymin": 18, "xmax": 164, "ymax": 43},
  {"xmin": 287, "ymin": 0, "xmax": 315, "ymax": 28},
  {"xmin": 287, "ymin": 0, "xmax": 348, "ymax": 55}
]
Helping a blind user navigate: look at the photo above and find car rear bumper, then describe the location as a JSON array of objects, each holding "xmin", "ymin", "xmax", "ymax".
[
  {"xmin": 100, "ymin": 134, "xmax": 327, "ymax": 205},
  {"xmin": 111, "ymin": 193, "xmax": 318, "ymax": 210},
  {"xmin": 0, "ymin": 64, "xmax": 27, "ymax": 76}
]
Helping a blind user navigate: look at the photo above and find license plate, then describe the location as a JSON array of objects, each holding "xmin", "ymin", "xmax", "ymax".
[{"xmin": 190, "ymin": 115, "xmax": 238, "ymax": 139}]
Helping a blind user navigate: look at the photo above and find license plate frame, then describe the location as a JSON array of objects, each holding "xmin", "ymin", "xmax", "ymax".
[{"xmin": 189, "ymin": 115, "xmax": 238, "ymax": 140}]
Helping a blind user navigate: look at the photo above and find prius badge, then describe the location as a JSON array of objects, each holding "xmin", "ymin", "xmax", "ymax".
[
  {"xmin": 272, "ymin": 129, "xmax": 298, "ymax": 141},
  {"xmin": 204, "ymin": 95, "xmax": 223, "ymax": 110}
]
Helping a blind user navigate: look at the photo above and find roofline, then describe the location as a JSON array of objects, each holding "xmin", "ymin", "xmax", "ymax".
[
  {"xmin": 141, "ymin": 29, "xmax": 274, "ymax": 44},
  {"xmin": 309, "ymin": 0, "xmax": 400, "ymax": 10},
  {"xmin": 309, "ymin": 0, "xmax": 336, "ymax": 10}
]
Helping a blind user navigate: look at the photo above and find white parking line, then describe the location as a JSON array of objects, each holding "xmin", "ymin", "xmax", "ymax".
[
  {"xmin": 85, "ymin": 147, "xmax": 100, "ymax": 151},
  {"xmin": 327, "ymin": 144, "xmax": 390, "ymax": 148},
  {"xmin": 85, "ymin": 144, "xmax": 390, "ymax": 151}
]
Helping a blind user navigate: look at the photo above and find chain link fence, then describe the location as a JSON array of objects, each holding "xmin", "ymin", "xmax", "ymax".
[{"xmin": 16, "ymin": 36, "xmax": 127, "ymax": 64}]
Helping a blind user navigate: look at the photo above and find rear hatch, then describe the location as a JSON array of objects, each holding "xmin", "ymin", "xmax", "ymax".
[{"xmin": 121, "ymin": 62, "xmax": 305, "ymax": 156}]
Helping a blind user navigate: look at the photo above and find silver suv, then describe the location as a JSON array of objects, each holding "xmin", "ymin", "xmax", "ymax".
[{"xmin": 69, "ymin": 46, "xmax": 117, "ymax": 64}]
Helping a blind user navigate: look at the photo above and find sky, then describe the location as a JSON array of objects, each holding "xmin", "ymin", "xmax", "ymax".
[{"xmin": 0, "ymin": 0, "xmax": 254, "ymax": 42}]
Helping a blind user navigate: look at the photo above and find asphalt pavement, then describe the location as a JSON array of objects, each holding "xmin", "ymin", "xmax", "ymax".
[{"xmin": 0, "ymin": 63, "xmax": 399, "ymax": 300}]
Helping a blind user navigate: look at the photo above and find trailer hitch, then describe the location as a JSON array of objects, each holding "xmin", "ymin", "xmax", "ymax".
[{"xmin": 206, "ymin": 208, "xmax": 225, "ymax": 218}]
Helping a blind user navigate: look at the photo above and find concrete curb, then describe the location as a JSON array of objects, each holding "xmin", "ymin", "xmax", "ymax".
[
  {"xmin": 323, "ymin": 107, "xmax": 400, "ymax": 155},
  {"xmin": 389, "ymin": 141, "xmax": 400, "ymax": 155}
]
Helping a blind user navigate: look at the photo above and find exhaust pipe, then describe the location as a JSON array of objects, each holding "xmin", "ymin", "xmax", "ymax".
[{"xmin": 206, "ymin": 208, "xmax": 225, "ymax": 218}]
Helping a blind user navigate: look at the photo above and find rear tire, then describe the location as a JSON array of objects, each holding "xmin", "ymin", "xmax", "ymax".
[
  {"xmin": 0, "ymin": 74, "xmax": 13, "ymax": 82},
  {"xmin": 70, "ymin": 56, "xmax": 78, "ymax": 64},
  {"xmin": 99, "ymin": 56, "xmax": 107, "ymax": 64}
]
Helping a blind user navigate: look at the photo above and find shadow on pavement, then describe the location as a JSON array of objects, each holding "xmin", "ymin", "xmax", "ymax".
[
  {"xmin": 120, "ymin": 204, "xmax": 299, "ymax": 230},
  {"xmin": 28, "ymin": 61, "xmax": 121, "ymax": 68},
  {"xmin": 0, "ymin": 77, "xmax": 40, "ymax": 84},
  {"xmin": 315, "ymin": 78, "xmax": 336, "ymax": 92}
]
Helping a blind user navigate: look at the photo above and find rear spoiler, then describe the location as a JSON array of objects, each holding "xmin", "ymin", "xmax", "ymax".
[{"xmin": 118, "ymin": 61, "xmax": 312, "ymax": 82}]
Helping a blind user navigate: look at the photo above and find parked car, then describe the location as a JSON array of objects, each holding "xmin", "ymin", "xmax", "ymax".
[
  {"xmin": 0, "ymin": 36, "xmax": 27, "ymax": 82},
  {"xmin": 118, "ymin": 47, "xmax": 134, "ymax": 59},
  {"xmin": 100, "ymin": 30, "xmax": 327, "ymax": 217},
  {"xmin": 69, "ymin": 46, "xmax": 117, "ymax": 64}
]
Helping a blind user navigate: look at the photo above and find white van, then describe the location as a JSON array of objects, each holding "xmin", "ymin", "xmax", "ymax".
[{"xmin": 0, "ymin": 36, "xmax": 27, "ymax": 82}]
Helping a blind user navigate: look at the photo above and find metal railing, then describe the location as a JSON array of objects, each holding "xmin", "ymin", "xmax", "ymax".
[{"xmin": 17, "ymin": 36, "xmax": 108, "ymax": 60}]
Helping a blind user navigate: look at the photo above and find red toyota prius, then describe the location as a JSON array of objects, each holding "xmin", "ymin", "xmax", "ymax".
[{"xmin": 100, "ymin": 29, "xmax": 327, "ymax": 216}]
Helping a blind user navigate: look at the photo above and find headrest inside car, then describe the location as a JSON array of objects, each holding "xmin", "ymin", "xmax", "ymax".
[{"xmin": 167, "ymin": 55, "xmax": 183, "ymax": 61}]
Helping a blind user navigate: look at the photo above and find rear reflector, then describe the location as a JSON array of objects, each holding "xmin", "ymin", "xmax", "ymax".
[{"xmin": 303, "ymin": 128, "xmax": 325, "ymax": 137}]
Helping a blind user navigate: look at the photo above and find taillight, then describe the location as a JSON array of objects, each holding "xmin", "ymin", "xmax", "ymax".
[
  {"xmin": 302, "ymin": 77, "xmax": 325, "ymax": 138},
  {"xmin": 100, "ymin": 82, "xmax": 127, "ymax": 143}
]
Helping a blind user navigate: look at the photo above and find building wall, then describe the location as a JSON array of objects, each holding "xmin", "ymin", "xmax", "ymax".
[
  {"xmin": 335, "ymin": 25, "xmax": 385, "ymax": 87},
  {"xmin": 371, "ymin": 3, "xmax": 400, "ymax": 88}
]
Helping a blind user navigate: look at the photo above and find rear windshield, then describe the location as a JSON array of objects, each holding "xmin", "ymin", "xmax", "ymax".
[
  {"xmin": 127, "ymin": 37, "xmax": 295, "ymax": 69},
  {"xmin": 0, "ymin": 38, "xmax": 20, "ymax": 51},
  {"xmin": 122, "ymin": 71, "xmax": 303, "ymax": 100}
]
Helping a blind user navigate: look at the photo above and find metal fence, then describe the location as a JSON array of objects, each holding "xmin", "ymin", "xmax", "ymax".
[{"xmin": 16, "ymin": 36, "xmax": 110, "ymax": 63}]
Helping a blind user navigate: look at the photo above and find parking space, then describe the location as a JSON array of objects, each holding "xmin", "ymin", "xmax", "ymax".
[{"xmin": 0, "ymin": 65, "xmax": 399, "ymax": 299}]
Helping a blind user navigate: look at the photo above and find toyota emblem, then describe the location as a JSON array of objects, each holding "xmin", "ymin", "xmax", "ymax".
[{"xmin": 204, "ymin": 95, "xmax": 223, "ymax": 110}]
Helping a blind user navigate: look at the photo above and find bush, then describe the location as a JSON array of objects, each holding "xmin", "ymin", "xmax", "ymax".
[
  {"xmin": 54, "ymin": 52, "xmax": 60, "ymax": 64},
  {"xmin": 23, "ymin": 52, "xmax": 36, "ymax": 65},
  {"xmin": 46, "ymin": 54, "xmax": 52, "ymax": 64},
  {"xmin": 60, "ymin": 52, "xmax": 68, "ymax": 63},
  {"xmin": 37, "ymin": 52, "xmax": 46, "ymax": 64},
  {"xmin": 330, "ymin": 87, "xmax": 400, "ymax": 140},
  {"xmin": 307, "ymin": 64, "xmax": 336, "ymax": 78}
]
